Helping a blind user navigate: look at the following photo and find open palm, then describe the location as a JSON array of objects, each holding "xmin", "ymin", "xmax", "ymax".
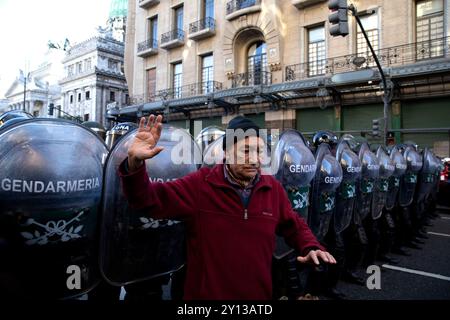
[{"xmin": 128, "ymin": 114, "xmax": 164, "ymax": 165}]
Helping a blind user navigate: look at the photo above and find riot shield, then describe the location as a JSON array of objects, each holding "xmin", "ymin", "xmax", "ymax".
[
  {"xmin": 0, "ymin": 110, "xmax": 33, "ymax": 128},
  {"xmin": 385, "ymin": 146, "xmax": 407, "ymax": 211},
  {"xmin": 416, "ymin": 148, "xmax": 439, "ymax": 203},
  {"xmin": 372, "ymin": 146, "xmax": 395, "ymax": 219},
  {"xmin": 105, "ymin": 122, "xmax": 138, "ymax": 150},
  {"xmin": 334, "ymin": 140, "xmax": 362, "ymax": 234},
  {"xmin": 354, "ymin": 142, "xmax": 379, "ymax": 221},
  {"xmin": 82, "ymin": 121, "xmax": 107, "ymax": 140},
  {"xmin": 398, "ymin": 145, "xmax": 423, "ymax": 207},
  {"xmin": 0, "ymin": 118, "xmax": 108, "ymax": 299},
  {"xmin": 202, "ymin": 135, "xmax": 225, "ymax": 168},
  {"xmin": 271, "ymin": 129, "xmax": 316, "ymax": 259},
  {"xmin": 309, "ymin": 143, "xmax": 343, "ymax": 241},
  {"xmin": 100, "ymin": 125, "xmax": 202, "ymax": 286},
  {"xmin": 195, "ymin": 125, "xmax": 225, "ymax": 154},
  {"xmin": 430, "ymin": 153, "xmax": 442, "ymax": 201}
]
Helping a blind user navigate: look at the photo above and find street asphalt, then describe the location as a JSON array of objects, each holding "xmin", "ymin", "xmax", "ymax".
[{"xmin": 336, "ymin": 207, "xmax": 450, "ymax": 300}]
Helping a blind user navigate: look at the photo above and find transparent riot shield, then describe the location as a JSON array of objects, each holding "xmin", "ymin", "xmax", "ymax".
[
  {"xmin": 398, "ymin": 145, "xmax": 423, "ymax": 207},
  {"xmin": 309, "ymin": 143, "xmax": 343, "ymax": 242},
  {"xmin": 372, "ymin": 146, "xmax": 395, "ymax": 219},
  {"xmin": 0, "ymin": 118, "xmax": 108, "ymax": 299},
  {"xmin": 100, "ymin": 125, "xmax": 201, "ymax": 285},
  {"xmin": 354, "ymin": 142, "xmax": 379, "ymax": 221},
  {"xmin": 385, "ymin": 146, "xmax": 407, "ymax": 211},
  {"xmin": 271, "ymin": 129, "xmax": 316, "ymax": 259},
  {"xmin": 334, "ymin": 140, "xmax": 362, "ymax": 233}
]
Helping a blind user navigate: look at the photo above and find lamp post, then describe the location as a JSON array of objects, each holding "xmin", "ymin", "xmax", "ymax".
[
  {"xmin": 348, "ymin": 4, "xmax": 391, "ymax": 144},
  {"xmin": 22, "ymin": 71, "xmax": 30, "ymax": 112},
  {"xmin": 328, "ymin": 0, "xmax": 392, "ymax": 144}
]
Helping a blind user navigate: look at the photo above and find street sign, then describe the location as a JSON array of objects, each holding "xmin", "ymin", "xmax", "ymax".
[{"xmin": 331, "ymin": 69, "xmax": 376, "ymax": 84}]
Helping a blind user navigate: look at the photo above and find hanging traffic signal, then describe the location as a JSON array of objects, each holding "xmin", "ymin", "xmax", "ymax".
[
  {"xmin": 372, "ymin": 119, "xmax": 380, "ymax": 137},
  {"xmin": 328, "ymin": 0, "xmax": 349, "ymax": 37},
  {"xmin": 387, "ymin": 131, "xmax": 395, "ymax": 145},
  {"xmin": 48, "ymin": 103, "xmax": 54, "ymax": 116}
]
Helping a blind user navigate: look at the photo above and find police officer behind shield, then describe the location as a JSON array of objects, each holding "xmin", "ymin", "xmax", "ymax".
[{"xmin": 120, "ymin": 114, "xmax": 336, "ymax": 300}]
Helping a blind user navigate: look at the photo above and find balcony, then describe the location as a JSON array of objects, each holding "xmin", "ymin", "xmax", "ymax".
[
  {"xmin": 189, "ymin": 17, "xmax": 216, "ymax": 41},
  {"xmin": 226, "ymin": 0, "xmax": 261, "ymax": 21},
  {"xmin": 160, "ymin": 29, "xmax": 185, "ymax": 50},
  {"xmin": 291, "ymin": 0, "xmax": 326, "ymax": 9},
  {"xmin": 137, "ymin": 39, "xmax": 158, "ymax": 57},
  {"xmin": 139, "ymin": 0, "xmax": 159, "ymax": 9},
  {"xmin": 285, "ymin": 36, "xmax": 450, "ymax": 82},
  {"xmin": 231, "ymin": 71, "xmax": 272, "ymax": 88},
  {"xmin": 158, "ymin": 81, "xmax": 223, "ymax": 100}
]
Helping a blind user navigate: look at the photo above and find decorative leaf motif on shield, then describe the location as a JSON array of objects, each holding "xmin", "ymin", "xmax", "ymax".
[
  {"xmin": 405, "ymin": 173, "xmax": 417, "ymax": 184},
  {"xmin": 362, "ymin": 178, "xmax": 374, "ymax": 194},
  {"xmin": 380, "ymin": 179, "xmax": 389, "ymax": 192},
  {"xmin": 19, "ymin": 209, "xmax": 86, "ymax": 246},
  {"xmin": 293, "ymin": 191, "xmax": 309, "ymax": 209},
  {"xmin": 320, "ymin": 193, "xmax": 336, "ymax": 213},
  {"xmin": 140, "ymin": 216, "xmax": 181, "ymax": 230}
]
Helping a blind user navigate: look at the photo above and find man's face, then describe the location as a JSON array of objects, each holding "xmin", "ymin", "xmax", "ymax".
[{"xmin": 226, "ymin": 136, "xmax": 266, "ymax": 181}]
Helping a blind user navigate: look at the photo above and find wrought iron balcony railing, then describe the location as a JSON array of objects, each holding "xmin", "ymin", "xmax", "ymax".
[
  {"xmin": 137, "ymin": 38, "xmax": 158, "ymax": 53},
  {"xmin": 286, "ymin": 36, "xmax": 450, "ymax": 82},
  {"xmin": 226, "ymin": 0, "xmax": 260, "ymax": 15},
  {"xmin": 161, "ymin": 29, "xmax": 185, "ymax": 45},
  {"xmin": 189, "ymin": 17, "xmax": 216, "ymax": 34},
  {"xmin": 231, "ymin": 71, "xmax": 272, "ymax": 88},
  {"xmin": 157, "ymin": 81, "xmax": 223, "ymax": 100}
]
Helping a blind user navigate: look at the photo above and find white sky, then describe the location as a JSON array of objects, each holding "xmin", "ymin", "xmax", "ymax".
[{"xmin": 0, "ymin": 0, "xmax": 111, "ymax": 98}]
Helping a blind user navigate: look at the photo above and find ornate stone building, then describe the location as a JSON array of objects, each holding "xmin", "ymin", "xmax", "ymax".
[
  {"xmin": 4, "ymin": 49, "xmax": 65, "ymax": 117},
  {"xmin": 59, "ymin": 0, "xmax": 129, "ymax": 126}
]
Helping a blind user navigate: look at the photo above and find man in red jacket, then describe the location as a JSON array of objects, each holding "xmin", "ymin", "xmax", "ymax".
[{"xmin": 119, "ymin": 114, "xmax": 336, "ymax": 300}]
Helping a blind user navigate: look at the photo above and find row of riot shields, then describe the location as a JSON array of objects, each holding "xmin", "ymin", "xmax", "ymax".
[
  {"xmin": 267, "ymin": 130, "xmax": 441, "ymax": 299},
  {"xmin": 0, "ymin": 115, "xmax": 201, "ymax": 299},
  {"xmin": 0, "ymin": 114, "xmax": 443, "ymax": 299}
]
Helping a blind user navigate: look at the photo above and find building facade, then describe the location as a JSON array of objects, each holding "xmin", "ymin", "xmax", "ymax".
[
  {"xmin": 117, "ymin": 0, "xmax": 450, "ymax": 155},
  {"xmin": 59, "ymin": 35, "xmax": 128, "ymax": 125},
  {"xmin": 4, "ymin": 49, "xmax": 65, "ymax": 117},
  {"xmin": 58, "ymin": 0, "xmax": 129, "ymax": 126}
]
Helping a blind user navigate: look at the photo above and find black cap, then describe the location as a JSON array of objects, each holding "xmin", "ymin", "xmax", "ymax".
[{"xmin": 222, "ymin": 116, "xmax": 261, "ymax": 150}]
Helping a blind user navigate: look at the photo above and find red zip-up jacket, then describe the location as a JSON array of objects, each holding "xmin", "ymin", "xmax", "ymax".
[{"xmin": 119, "ymin": 161, "xmax": 324, "ymax": 300}]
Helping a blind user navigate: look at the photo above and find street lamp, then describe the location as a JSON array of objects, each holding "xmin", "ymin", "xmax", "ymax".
[
  {"xmin": 20, "ymin": 70, "xmax": 31, "ymax": 112},
  {"xmin": 328, "ymin": 1, "xmax": 392, "ymax": 144},
  {"xmin": 349, "ymin": 5, "xmax": 391, "ymax": 144}
]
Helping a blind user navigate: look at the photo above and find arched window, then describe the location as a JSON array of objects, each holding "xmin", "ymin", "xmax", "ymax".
[{"xmin": 247, "ymin": 41, "xmax": 267, "ymax": 85}]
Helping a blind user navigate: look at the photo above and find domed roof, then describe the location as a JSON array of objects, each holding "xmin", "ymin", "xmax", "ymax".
[{"xmin": 109, "ymin": 0, "xmax": 127, "ymax": 19}]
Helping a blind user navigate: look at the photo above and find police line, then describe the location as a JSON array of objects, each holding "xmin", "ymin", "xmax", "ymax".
[{"xmin": 0, "ymin": 116, "xmax": 442, "ymax": 300}]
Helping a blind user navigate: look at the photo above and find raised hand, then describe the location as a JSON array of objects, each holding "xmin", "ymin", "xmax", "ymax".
[{"xmin": 127, "ymin": 114, "xmax": 164, "ymax": 172}]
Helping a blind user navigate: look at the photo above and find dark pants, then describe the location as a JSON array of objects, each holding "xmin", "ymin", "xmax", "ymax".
[
  {"xmin": 343, "ymin": 214, "xmax": 368, "ymax": 274},
  {"xmin": 378, "ymin": 210, "xmax": 396, "ymax": 258}
]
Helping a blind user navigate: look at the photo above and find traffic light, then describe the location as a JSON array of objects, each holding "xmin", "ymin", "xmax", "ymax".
[
  {"xmin": 328, "ymin": 0, "xmax": 349, "ymax": 37},
  {"xmin": 387, "ymin": 131, "xmax": 395, "ymax": 145},
  {"xmin": 372, "ymin": 119, "xmax": 380, "ymax": 137},
  {"xmin": 48, "ymin": 103, "xmax": 54, "ymax": 116}
]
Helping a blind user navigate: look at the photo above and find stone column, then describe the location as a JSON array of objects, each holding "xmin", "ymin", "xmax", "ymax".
[{"xmin": 118, "ymin": 90, "xmax": 123, "ymax": 108}]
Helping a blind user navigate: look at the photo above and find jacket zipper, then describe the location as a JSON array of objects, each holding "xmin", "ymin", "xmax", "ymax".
[{"xmin": 207, "ymin": 176, "xmax": 259, "ymax": 221}]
